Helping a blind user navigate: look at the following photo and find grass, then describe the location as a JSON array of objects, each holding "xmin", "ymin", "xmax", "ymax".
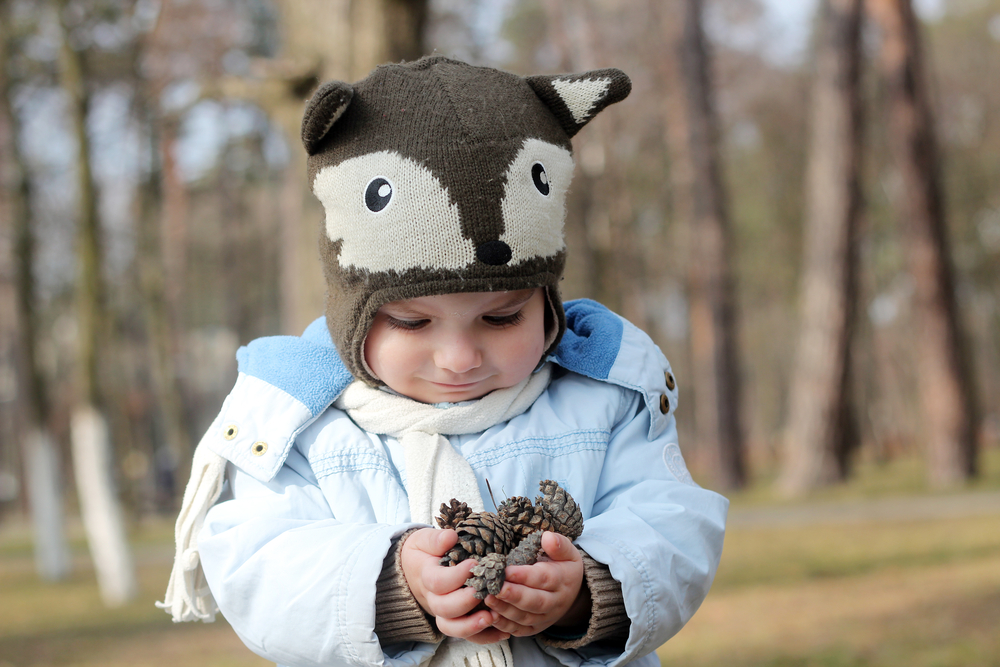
[
  {"xmin": 1, "ymin": 452, "xmax": 998, "ymax": 667},
  {"xmin": 0, "ymin": 521, "xmax": 269, "ymax": 667},
  {"xmin": 655, "ymin": 447, "xmax": 1000, "ymax": 666},
  {"xmin": 724, "ymin": 444, "xmax": 1000, "ymax": 508},
  {"xmin": 658, "ymin": 505, "xmax": 1000, "ymax": 666}
]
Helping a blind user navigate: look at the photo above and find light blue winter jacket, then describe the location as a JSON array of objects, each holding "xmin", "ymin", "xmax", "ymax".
[{"xmin": 197, "ymin": 299, "xmax": 728, "ymax": 667}]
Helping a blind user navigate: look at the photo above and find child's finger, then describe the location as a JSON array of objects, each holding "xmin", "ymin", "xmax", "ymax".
[
  {"xmin": 466, "ymin": 624, "xmax": 512, "ymax": 645},
  {"xmin": 424, "ymin": 580, "xmax": 481, "ymax": 619},
  {"xmin": 489, "ymin": 612, "xmax": 538, "ymax": 638},
  {"xmin": 423, "ymin": 557, "xmax": 476, "ymax": 596},
  {"xmin": 503, "ymin": 561, "xmax": 557, "ymax": 592},
  {"xmin": 491, "ymin": 578, "xmax": 551, "ymax": 614},
  {"xmin": 435, "ymin": 608, "xmax": 498, "ymax": 640},
  {"xmin": 408, "ymin": 527, "xmax": 458, "ymax": 557},
  {"xmin": 485, "ymin": 592, "xmax": 545, "ymax": 629}
]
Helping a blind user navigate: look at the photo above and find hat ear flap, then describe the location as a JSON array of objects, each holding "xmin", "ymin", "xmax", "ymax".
[
  {"xmin": 525, "ymin": 68, "xmax": 631, "ymax": 138},
  {"xmin": 301, "ymin": 81, "xmax": 354, "ymax": 155}
]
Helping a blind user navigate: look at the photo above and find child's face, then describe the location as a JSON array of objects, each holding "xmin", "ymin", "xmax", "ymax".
[{"xmin": 363, "ymin": 288, "xmax": 547, "ymax": 404}]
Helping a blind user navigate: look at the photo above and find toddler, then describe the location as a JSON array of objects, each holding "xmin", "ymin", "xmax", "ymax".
[{"xmin": 159, "ymin": 56, "xmax": 728, "ymax": 667}]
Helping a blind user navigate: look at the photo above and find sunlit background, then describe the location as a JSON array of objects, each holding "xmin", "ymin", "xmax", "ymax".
[{"xmin": 1, "ymin": 0, "xmax": 998, "ymax": 665}]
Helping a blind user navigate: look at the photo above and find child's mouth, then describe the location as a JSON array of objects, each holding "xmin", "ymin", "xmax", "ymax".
[{"xmin": 432, "ymin": 381, "xmax": 482, "ymax": 389}]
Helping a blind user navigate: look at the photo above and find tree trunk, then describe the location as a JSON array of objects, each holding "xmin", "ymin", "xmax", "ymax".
[
  {"xmin": 70, "ymin": 406, "xmax": 137, "ymax": 605},
  {"xmin": 57, "ymin": 0, "xmax": 137, "ymax": 605},
  {"xmin": 0, "ymin": 4, "xmax": 71, "ymax": 581},
  {"xmin": 137, "ymin": 111, "xmax": 191, "ymax": 504},
  {"xmin": 662, "ymin": 0, "xmax": 746, "ymax": 489},
  {"xmin": 779, "ymin": 0, "xmax": 864, "ymax": 496},
  {"xmin": 24, "ymin": 430, "xmax": 71, "ymax": 579},
  {"xmin": 867, "ymin": 0, "xmax": 979, "ymax": 487},
  {"xmin": 268, "ymin": 0, "xmax": 428, "ymax": 334}
]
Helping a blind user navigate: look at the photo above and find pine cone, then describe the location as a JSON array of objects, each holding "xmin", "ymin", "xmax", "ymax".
[
  {"xmin": 505, "ymin": 530, "xmax": 543, "ymax": 567},
  {"xmin": 440, "ymin": 511, "xmax": 516, "ymax": 566},
  {"xmin": 436, "ymin": 499, "xmax": 473, "ymax": 530},
  {"xmin": 535, "ymin": 480, "xmax": 584, "ymax": 540},
  {"xmin": 497, "ymin": 495, "xmax": 536, "ymax": 543},
  {"xmin": 466, "ymin": 552, "xmax": 507, "ymax": 599}
]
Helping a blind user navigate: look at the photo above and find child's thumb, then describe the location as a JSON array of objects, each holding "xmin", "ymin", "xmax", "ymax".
[
  {"xmin": 541, "ymin": 531, "xmax": 579, "ymax": 562},
  {"xmin": 433, "ymin": 527, "xmax": 458, "ymax": 554},
  {"xmin": 406, "ymin": 527, "xmax": 455, "ymax": 556}
]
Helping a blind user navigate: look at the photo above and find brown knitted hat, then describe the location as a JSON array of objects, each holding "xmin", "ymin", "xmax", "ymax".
[{"xmin": 301, "ymin": 56, "xmax": 630, "ymax": 385}]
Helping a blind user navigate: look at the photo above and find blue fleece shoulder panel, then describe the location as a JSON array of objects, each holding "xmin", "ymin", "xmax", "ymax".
[
  {"xmin": 236, "ymin": 333, "xmax": 353, "ymax": 418},
  {"xmin": 301, "ymin": 316, "xmax": 333, "ymax": 345},
  {"xmin": 550, "ymin": 299, "xmax": 624, "ymax": 380}
]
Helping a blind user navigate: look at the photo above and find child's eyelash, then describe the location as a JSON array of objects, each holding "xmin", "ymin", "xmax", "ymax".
[
  {"xmin": 483, "ymin": 310, "xmax": 525, "ymax": 328},
  {"xmin": 385, "ymin": 316, "xmax": 427, "ymax": 331}
]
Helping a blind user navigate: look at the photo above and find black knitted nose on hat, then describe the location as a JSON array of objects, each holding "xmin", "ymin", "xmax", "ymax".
[{"xmin": 301, "ymin": 56, "xmax": 631, "ymax": 385}]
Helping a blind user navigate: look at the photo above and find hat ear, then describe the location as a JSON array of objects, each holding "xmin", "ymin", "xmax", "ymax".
[
  {"xmin": 301, "ymin": 81, "xmax": 354, "ymax": 155},
  {"xmin": 525, "ymin": 68, "xmax": 631, "ymax": 138}
]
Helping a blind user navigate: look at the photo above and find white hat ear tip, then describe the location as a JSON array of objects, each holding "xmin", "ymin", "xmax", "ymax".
[{"xmin": 526, "ymin": 68, "xmax": 631, "ymax": 137}]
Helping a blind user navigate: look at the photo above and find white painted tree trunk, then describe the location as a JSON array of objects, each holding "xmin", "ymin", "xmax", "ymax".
[
  {"xmin": 71, "ymin": 405, "xmax": 137, "ymax": 606},
  {"xmin": 24, "ymin": 428, "xmax": 71, "ymax": 581}
]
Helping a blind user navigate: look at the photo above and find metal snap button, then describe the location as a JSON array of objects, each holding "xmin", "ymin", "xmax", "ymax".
[
  {"xmin": 665, "ymin": 372, "xmax": 676, "ymax": 391},
  {"xmin": 251, "ymin": 441, "xmax": 268, "ymax": 456},
  {"xmin": 659, "ymin": 393, "xmax": 670, "ymax": 414},
  {"xmin": 223, "ymin": 424, "xmax": 238, "ymax": 440}
]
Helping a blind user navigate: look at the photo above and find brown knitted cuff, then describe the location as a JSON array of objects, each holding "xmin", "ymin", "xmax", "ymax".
[
  {"xmin": 540, "ymin": 552, "xmax": 630, "ymax": 649},
  {"xmin": 374, "ymin": 529, "xmax": 443, "ymax": 645}
]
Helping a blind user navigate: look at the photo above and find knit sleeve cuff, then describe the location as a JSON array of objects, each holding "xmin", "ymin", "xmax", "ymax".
[
  {"xmin": 539, "ymin": 551, "xmax": 630, "ymax": 650},
  {"xmin": 374, "ymin": 528, "xmax": 443, "ymax": 645}
]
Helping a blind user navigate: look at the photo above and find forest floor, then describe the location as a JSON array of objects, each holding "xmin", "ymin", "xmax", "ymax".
[
  {"xmin": 1, "ymin": 449, "xmax": 998, "ymax": 667},
  {"xmin": 657, "ymin": 447, "xmax": 1000, "ymax": 667}
]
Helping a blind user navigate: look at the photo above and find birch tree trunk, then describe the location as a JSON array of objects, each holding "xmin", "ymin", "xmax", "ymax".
[
  {"xmin": 662, "ymin": 0, "xmax": 746, "ymax": 489},
  {"xmin": 779, "ymin": 0, "xmax": 864, "ymax": 495},
  {"xmin": 57, "ymin": 0, "xmax": 137, "ymax": 605},
  {"xmin": 867, "ymin": 0, "xmax": 979, "ymax": 486},
  {"xmin": 0, "ymin": 5, "xmax": 71, "ymax": 581}
]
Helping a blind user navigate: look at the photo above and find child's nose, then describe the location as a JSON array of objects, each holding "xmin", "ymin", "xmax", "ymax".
[{"xmin": 434, "ymin": 335, "xmax": 482, "ymax": 374}]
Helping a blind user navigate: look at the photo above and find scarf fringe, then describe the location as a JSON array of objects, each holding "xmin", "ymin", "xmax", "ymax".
[
  {"xmin": 156, "ymin": 434, "xmax": 227, "ymax": 622},
  {"xmin": 431, "ymin": 636, "xmax": 513, "ymax": 667}
]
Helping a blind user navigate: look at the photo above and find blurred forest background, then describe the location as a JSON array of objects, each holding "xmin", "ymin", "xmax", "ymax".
[{"xmin": 1, "ymin": 0, "xmax": 999, "ymax": 665}]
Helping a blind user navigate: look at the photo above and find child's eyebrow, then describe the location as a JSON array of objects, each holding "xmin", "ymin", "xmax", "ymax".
[
  {"xmin": 490, "ymin": 291, "xmax": 535, "ymax": 310},
  {"xmin": 382, "ymin": 304, "xmax": 429, "ymax": 318}
]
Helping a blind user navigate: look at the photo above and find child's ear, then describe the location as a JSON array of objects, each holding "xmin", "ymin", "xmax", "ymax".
[
  {"xmin": 525, "ymin": 68, "xmax": 631, "ymax": 138},
  {"xmin": 301, "ymin": 80, "xmax": 354, "ymax": 155}
]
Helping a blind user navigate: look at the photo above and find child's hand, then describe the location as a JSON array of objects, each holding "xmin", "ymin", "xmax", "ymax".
[
  {"xmin": 400, "ymin": 528, "xmax": 510, "ymax": 644},
  {"xmin": 485, "ymin": 532, "xmax": 588, "ymax": 637}
]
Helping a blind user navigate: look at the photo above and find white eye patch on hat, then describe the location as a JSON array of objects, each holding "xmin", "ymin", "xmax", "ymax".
[
  {"xmin": 500, "ymin": 138, "xmax": 574, "ymax": 263},
  {"xmin": 313, "ymin": 150, "xmax": 472, "ymax": 272},
  {"xmin": 311, "ymin": 139, "xmax": 574, "ymax": 273}
]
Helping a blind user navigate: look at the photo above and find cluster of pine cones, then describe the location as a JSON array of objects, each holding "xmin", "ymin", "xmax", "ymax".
[{"xmin": 436, "ymin": 479, "xmax": 584, "ymax": 599}]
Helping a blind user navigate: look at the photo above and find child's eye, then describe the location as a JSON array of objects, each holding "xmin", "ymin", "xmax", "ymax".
[
  {"xmin": 483, "ymin": 311, "xmax": 525, "ymax": 328},
  {"xmin": 385, "ymin": 316, "xmax": 427, "ymax": 331}
]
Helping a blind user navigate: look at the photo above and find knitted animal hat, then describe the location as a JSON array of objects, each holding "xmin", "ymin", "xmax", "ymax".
[{"xmin": 301, "ymin": 56, "xmax": 630, "ymax": 385}]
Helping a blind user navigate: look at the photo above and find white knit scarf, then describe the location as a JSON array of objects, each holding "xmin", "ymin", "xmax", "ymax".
[{"xmin": 334, "ymin": 364, "xmax": 552, "ymax": 667}]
